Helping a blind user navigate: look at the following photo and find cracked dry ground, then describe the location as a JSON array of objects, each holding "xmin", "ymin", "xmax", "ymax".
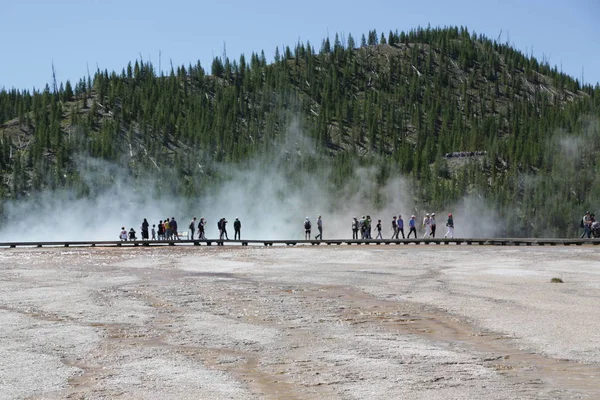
[{"xmin": 0, "ymin": 246, "xmax": 599, "ymax": 399}]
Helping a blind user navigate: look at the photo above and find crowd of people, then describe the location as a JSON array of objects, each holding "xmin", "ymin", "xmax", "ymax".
[
  {"xmin": 119, "ymin": 217, "xmax": 242, "ymax": 241},
  {"xmin": 119, "ymin": 213, "xmax": 455, "ymax": 242},
  {"xmin": 113, "ymin": 211, "xmax": 600, "ymax": 241},
  {"xmin": 303, "ymin": 213, "xmax": 455, "ymax": 240}
]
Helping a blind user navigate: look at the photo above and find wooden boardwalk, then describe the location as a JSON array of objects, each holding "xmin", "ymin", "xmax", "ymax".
[{"xmin": 1, "ymin": 238, "xmax": 599, "ymax": 248}]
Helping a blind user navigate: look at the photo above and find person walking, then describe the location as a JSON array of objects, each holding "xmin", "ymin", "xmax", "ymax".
[
  {"xmin": 422, "ymin": 213, "xmax": 431, "ymax": 238},
  {"xmin": 151, "ymin": 224, "xmax": 156, "ymax": 240},
  {"xmin": 217, "ymin": 217, "xmax": 229, "ymax": 240},
  {"xmin": 315, "ymin": 215, "xmax": 323, "ymax": 240},
  {"xmin": 352, "ymin": 217, "xmax": 359, "ymax": 240},
  {"xmin": 375, "ymin": 219, "xmax": 383, "ymax": 239},
  {"xmin": 365, "ymin": 216, "xmax": 372, "ymax": 239},
  {"xmin": 189, "ymin": 217, "xmax": 197, "ymax": 240},
  {"xmin": 391, "ymin": 216, "xmax": 398, "ymax": 239},
  {"xmin": 407, "ymin": 215, "xmax": 417, "ymax": 238},
  {"xmin": 430, "ymin": 213, "xmax": 437, "ymax": 238},
  {"xmin": 397, "ymin": 214, "xmax": 405, "ymax": 239},
  {"xmin": 445, "ymin": 213, "xmax": 454, "ymax": 238},
  {"xmin": 234, "ymin": 218, "xmax": 241, "ymax": 240},
  {"xmin": 223, "ymin": 218, "xmax": 229, "ymax": 240}
]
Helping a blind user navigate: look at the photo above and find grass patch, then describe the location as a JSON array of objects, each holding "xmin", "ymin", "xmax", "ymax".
[{"xmin": 550, "ymin": 277, "xmax": 564, "ymax": 283}]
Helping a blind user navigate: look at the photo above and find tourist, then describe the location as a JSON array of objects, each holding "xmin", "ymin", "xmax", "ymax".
[
  {"xmin": 445, "ymin": 213, "xmax": 454, "ymax": 238},
  {"xmin": 407, "ymin": 215, "xmax": 417, "ymax": 238},
  {"xmin": 315, "ymin": 215, "xmax": 323, "ymax": 240},
  {"xmin": 234, "ymin": 218, "xmax": 241, "ymax": 240}
]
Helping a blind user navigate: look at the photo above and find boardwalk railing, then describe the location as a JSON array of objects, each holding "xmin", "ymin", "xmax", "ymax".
[{"xmin": 0, "ymin": 238, "xmax": 599, "ymax": 248}]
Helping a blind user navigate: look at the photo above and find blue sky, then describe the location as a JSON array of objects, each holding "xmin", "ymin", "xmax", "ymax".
[{"xmin": 1, "ymin": 0, "xmax": 599, "ymax": 91}]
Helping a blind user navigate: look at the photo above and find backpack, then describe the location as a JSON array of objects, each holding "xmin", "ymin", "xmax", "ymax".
[
  {"xmin": 304, "ymin": 221, "xmax": 311, "ymax": 230},
  {"xmin": 189, "ymin": 221, "xmax": 194, "ymax": 229},
  {"xmin": 580, "ymin": 219, "xmax": 584, "ymax": 228}
]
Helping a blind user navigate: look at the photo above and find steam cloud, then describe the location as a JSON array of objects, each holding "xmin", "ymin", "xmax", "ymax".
[{"xmin": 0, "ymin": 121, "xmax": 501, "ymax": 242}]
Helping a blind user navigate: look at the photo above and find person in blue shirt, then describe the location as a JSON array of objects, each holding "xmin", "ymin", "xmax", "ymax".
[
  {"xmin": 407, "ymin": 215, "xmax": 417, "ymax": 238},
  {"xmin": 397, "ymin": 215, "xmax": 405, "ymax": 239}
]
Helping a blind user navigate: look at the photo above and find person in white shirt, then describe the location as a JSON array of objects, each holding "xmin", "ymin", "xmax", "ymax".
[
  {"xmin": 581, "ymin": 211, "xmax": 591, "ymax": 238},
  {"xmin": 422, "ymin": 213, "xmax": 431, "ymax": 238}
]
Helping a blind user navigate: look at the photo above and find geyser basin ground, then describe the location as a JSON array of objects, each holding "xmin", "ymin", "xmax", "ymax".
[{"xmin": 0, "ymin": 246, "xmax": 599, "ymax": 399}]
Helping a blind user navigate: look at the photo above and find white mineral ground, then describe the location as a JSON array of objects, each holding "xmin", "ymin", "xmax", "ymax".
[{"xmin": 0, "ymin": 245, "xmax": 599, "ymax": 399}]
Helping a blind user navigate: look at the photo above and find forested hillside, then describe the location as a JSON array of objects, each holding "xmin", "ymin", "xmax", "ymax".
[{"xmin": 1, "ymin": 26, "xmax": 599, "ymax": 237}]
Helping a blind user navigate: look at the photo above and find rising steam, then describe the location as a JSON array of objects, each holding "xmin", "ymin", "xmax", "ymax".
[{"xmin": 0, "ymin": 121, "xmax": 500, "ymax": 242}]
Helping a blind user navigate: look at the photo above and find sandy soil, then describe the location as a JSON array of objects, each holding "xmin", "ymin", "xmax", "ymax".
[{"xmin": 0, "ymin": 245, "xmax": 599, "ymax": 399}]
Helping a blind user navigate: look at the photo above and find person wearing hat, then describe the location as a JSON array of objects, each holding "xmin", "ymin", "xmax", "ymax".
[
  {"xmin": 422, "ymin": 213, "xmax": 432, "ymax": 238},
  {"xmin": 304, "ymin": 217, "xmax": 312, "ymax": 240},
  {"xmin": 430, "ymin": 213, "xmax": 437, "ymax": 238},
  {"xmin": 581, "ymin": 211, "xmax": 592, "ymax": 238},
  {"xmin": 407, "ymin": 215, "xmax": 417, "ymax": 238},
  {"xmin": 234, "ymin": 217, "xmax": 242, "ymax": 240},
  {"xmin": 445, "ymin": 213, "xmax": 454, "ymax": 238}
]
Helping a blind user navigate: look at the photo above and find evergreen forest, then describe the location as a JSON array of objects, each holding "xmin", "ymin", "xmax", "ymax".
[{"xmin": 1, "ymin": 26, "xmax": 599, "ymax": 237}]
